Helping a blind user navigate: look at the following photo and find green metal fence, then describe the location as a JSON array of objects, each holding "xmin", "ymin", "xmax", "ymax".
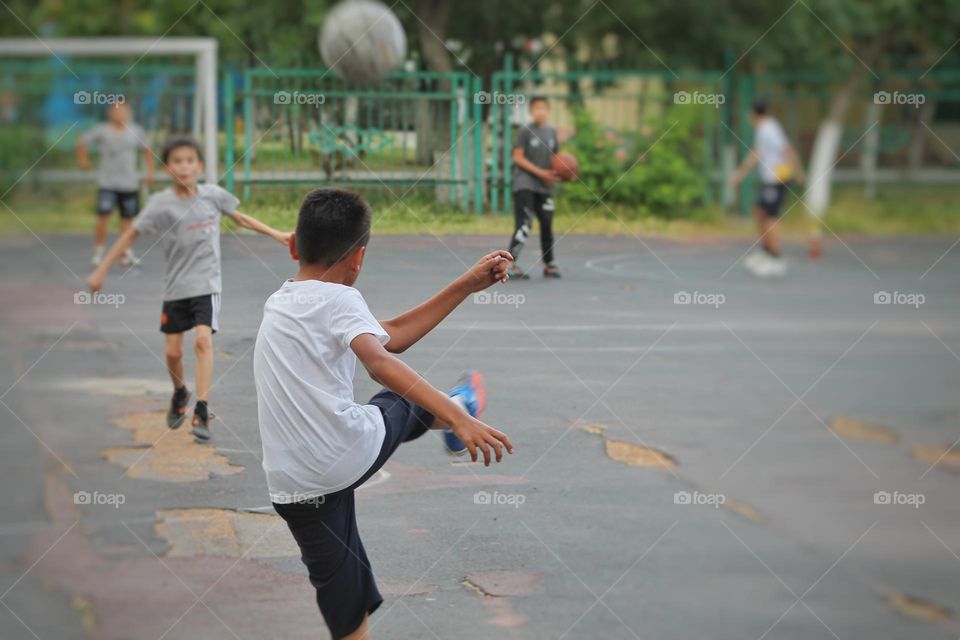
[
  {"xmin": 0, "ymin": 59, "xmax": 197, "ymax": 182},
  {"xmin": 223, "ymin": 67, "xmax": 484, "ymax": 210},
  {"xmin": 7, "ymin": 56, "xmax": 960, "ymax": 217}
]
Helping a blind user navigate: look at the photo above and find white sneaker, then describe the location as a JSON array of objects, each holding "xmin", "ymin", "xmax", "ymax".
[
  {"xmin": 121, "ymin": 248, "xmax": 141, "ymax": 267},
  {"xmin": 751, "ymin": 253, "xmax": 787, "ymax": 278},
  {"xmin": 92, "ymin": 246, "xmax": 104, "ymax": 266},
  {"xmin": 743, "ymin": 251, "xmax": 766, "ymax": 270}
]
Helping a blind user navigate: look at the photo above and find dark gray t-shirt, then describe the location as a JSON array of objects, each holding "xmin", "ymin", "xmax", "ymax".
[
  {"xmin": 512, "ymin": 124, "xmax": 558, "ymax": 194},
  {"xmin": 80, "ymin": 123, "xmax": 148, "ymax": 191},
  {"xmin": 133, "ymin": 185, "xmax": 240, "ymax": 301}
]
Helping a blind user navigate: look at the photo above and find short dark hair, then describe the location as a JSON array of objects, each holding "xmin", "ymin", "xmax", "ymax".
[
  {"xmin": 529, "ymin": 95, "xmax": 549, "ymax": 108},
  {"xmin": 295, "ymin": 188, "xmax": 372, "ymax": 266},
  {"xmin": 161, "ymin": 136, "xmax": 203, "ymax": 164},
  {"xmin": 751, "ymin": 99, "xmax": 769, "ymax": 115}
]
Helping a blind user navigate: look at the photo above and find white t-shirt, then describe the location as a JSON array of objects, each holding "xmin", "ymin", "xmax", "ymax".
[
  {"xmin": 755, "ymin": 117, "xmax": 789, "ymax": 184},
  {"xmin": 254, "ymin": 279, "xmax": 390, "ymax": 503}
]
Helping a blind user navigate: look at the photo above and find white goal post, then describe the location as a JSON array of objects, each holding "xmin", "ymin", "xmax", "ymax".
[{"xmin": 0, "ymin": 37, "xmax": 219, "ymax": 183}]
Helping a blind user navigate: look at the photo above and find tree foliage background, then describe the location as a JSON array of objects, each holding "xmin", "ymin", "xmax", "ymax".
[{"xmin": 1, "ymin": 0, "xmax": 959, "ymax": 76}]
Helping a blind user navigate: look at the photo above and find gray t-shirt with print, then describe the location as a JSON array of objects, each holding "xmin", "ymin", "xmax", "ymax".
[
  {"xmin": 133, "ymin": 185, "xmax": 240, "ymax": 301},
  {"xmin": 512, "ymin": 124, "xmax": 558, "ymax": 194},
  {"xmin": 80, "ymin": 123, "xmax": 148, "ymax": 192}
]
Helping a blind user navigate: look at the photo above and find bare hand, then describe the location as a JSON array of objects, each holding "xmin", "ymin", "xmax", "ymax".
[
  {"xmin": 458, "ymin": 250, "xmax": 514, "ymax": 292},
  {"xmin": 540, "ymin": 169, "xmax": 560, "ymax": 187},
  {"xmin": 451, "ymin": 414, "xmax": 513, "ymax": 466},
  {"xmin": 277, "ymin": 231, "xmax": 293, "ymax": 246},
  {"xmin": 87, "ymin": 271, "xmax": 105, "ymax": 294}
]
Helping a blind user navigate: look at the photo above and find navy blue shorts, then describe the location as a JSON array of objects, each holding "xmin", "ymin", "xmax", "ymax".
[
  {"xmin": 96, "ymin": 188, "xmax": 139, "ymax": 218},
  {"xmin": 757, "ymin": 183, "xmax": 787, "ymax": 217},
  {"xmin": 273, "ymin": 389, "xmax": 435, "ymax": 639}
]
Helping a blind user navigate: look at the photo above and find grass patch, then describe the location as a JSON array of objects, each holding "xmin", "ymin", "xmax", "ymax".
[{"xmin": 1, "ymin": 182, "xmax": 958, "ymax": 238}]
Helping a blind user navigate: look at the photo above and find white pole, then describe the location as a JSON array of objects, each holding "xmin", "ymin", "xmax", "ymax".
[
  {"xmin": 193, "ymin": 55, "xmax": 203, "ymax": 140},
  {"xmin": 202, "ymin": 43, "xmax": 218, "ymax": 184}
]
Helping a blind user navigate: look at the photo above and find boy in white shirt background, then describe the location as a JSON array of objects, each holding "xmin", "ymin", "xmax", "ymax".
[{"xmin": 731, "ymin": 99, "xmax": 806, "ymax": 277}]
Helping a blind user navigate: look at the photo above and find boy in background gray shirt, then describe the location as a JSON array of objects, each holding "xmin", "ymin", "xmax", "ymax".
[
  {"xmin": 87, "ymin": 136, "xmax": 291, "ymax": 441},
  {"xmin": 77, "ymin": 101, "xmax": 154, "ymax": 266}
]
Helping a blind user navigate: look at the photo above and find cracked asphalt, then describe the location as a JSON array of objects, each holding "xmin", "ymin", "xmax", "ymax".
[{"xmin": 1, "ymin": 232, "xmax": 958, "ymax": 639}]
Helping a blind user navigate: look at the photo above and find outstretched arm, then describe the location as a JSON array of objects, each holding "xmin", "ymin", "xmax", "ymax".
[
  {"xmin": 731, "ymin": 148, "xmax": 759, "ymax": 187},
  {"xmin": 87, "ymin": 227, "xmax": 139, "ymax": 292},
  {"xmin": 380, "ymin": 250, "xmax": 512, "ymax": 354},
  {"xmin": 76, "ymin": 139, "xmax": 92, "ymax": 170},
  {"xmin": 352, "ymin": 333, "xmax": 513, "ymax": 465},
  {"xmin": 229, "ymin": 210, "xmax": 292, "ymax": 246}
]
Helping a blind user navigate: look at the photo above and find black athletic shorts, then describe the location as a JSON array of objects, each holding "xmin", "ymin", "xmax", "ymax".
[
  {"xmin": 757, "ymin": 183, "xmax": 787, "ymax": 218},
  {"xmin": 160, "ymin": 293, "xmax": 220, "ymax": 334},
  {"xmin": 96, "ymin": 188, "xmax": 140, "ymax": 218},
  {"xmin": 272, "ymin": 389, "xmax": 434, "ymax": 639}
]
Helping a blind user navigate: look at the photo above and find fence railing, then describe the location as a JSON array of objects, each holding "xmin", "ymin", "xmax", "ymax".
[
  {"xmin": 4, "ymin": 57, "xmax": 960, "ymax": 215},
  {"xmin": 223, "ymin": 67, "xmax": 483, "ymax": 210}
]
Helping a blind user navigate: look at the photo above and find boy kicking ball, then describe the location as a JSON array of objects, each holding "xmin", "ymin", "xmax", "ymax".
[
  {"xmin": 254, "ymin": 188, "xmax": 513, "ymax": 640},
  {"xmin": 87, "ymin": 136, "xmax": 291, "ymax": 441}
]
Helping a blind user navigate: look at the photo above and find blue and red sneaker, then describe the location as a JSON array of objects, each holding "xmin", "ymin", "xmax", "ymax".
[{"xmin": 443, "ymin": 370, "xmax": 487, "ymax": 456}]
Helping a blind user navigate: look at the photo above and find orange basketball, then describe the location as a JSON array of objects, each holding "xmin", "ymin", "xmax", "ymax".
[{"xmin": 551, "ymin": 152, "xmax": 579, "ymax": 181}]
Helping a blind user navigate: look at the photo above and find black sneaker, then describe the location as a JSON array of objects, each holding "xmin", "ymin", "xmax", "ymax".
[
  {"xmin": 508, "ymin": 265, "xmax": 530, "ymax": 280},
  {"xmin": 543, "ymin": 263, "xmax": 562, "ymax": 278},
  {"xmin": 166, "ymin": 387, "xmax": 190, "ymax": 429},
  {"xmin": 191, "ymin": 411, "xmax": 211, "ymax": 441}
]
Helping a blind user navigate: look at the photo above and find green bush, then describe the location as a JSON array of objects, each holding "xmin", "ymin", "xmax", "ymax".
[{"xmin": 559, "ymin": 106, "xmax": 707, "ymax": 218}]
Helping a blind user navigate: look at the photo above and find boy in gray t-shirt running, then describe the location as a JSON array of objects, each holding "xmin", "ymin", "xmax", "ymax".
[
  {"xmin": 87, "ymin": 136, "xmax": 291, "ymax": 441},
  {"xmin": 77, "ymin": 101, "xmax": 154, "ymax": 267}
]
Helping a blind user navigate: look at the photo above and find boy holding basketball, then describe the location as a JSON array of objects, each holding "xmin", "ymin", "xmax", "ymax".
[
  {"xmin": 87, "ymin": 136, "xmax": 291, "ymax": 440},
  {"xmin": 508, "ymin": 95, "xmax": 562, "ymax": 279},
  {"xmin": 254, "ymin": 188, "xmax": 514, "ymax": 639},
  {"xmin": 77, "ymin": 101, "xmax": 154, "ymax": 267}
]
